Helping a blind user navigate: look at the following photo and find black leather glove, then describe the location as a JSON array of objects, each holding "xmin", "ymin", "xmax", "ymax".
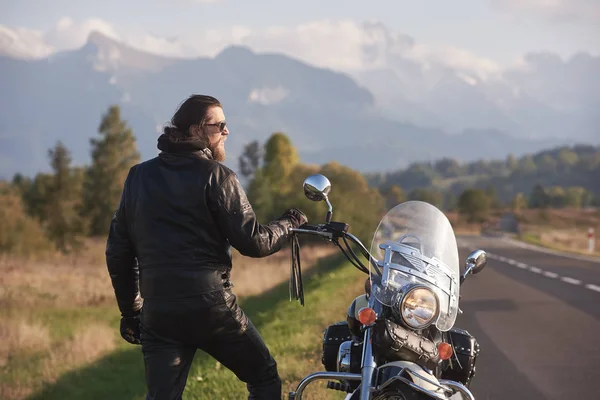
[
  {"xmin": 282, "ymin": 208, "xmax": 308, "ymax": 228},
  {"xmin": 120, "ymin": 315, "xmax": 142, "ymax": 345}
]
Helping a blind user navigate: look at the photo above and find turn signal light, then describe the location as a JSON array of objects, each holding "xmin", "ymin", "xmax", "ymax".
[
  {"xmin": 358, "ymin": 307, "xmax": 377, "ymax": 325},
  {"xmin": 438, "ymin": 342, "xmax": 453, "ymax": 360}
]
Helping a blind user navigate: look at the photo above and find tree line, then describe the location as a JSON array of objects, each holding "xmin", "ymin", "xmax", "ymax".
[
  {"xmin": 367, "ymin": 145, "xmax": 600, "ymax": 206},
  {"xmin": 2, "ymin": 105, "xmax": 597, "ymax": 257},
  {"xmin": 1, "ymin": 105, "xmax": 139, "ymax": 256}
]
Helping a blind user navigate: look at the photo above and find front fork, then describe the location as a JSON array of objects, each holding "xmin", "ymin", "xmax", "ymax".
[
  {"xmin": 288, "ymin": 328, "xmax": 376, "ymax": 400},
  {"xmin": 289, "ymin": 299, "xmax": 381, "ymax": 400},
  {"xmin": 359, "ymin": 327, "xmax": 376, "ymax": 399},
  {"xmin": 358, "ymin": 296, "xmax": 381, "ymax": 399}
]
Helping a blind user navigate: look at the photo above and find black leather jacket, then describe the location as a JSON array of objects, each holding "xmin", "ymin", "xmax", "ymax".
[{"xmin": 105, "ymin": 148, "xmax": 300, "ymax": 317}]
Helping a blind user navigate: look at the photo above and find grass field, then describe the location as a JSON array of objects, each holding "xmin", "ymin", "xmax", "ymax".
[
  {"xmin": 514, "ymin": 208, "xmax": 600, "ymax": 257},
  {"xmin": 448, "ymin": 207, "xmax": 600, "ymax": 258},
  {"xmin": 4, "ymin": 207, "xmax": 597, "ymax": 399},
  {"xmin": 1, "ymin": 239, "xmax": 364, "ymax": 400}
]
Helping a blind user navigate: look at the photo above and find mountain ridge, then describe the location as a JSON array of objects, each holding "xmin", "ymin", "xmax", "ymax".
[{"xmin": 0, "ymin": 30, "xmax": 590, "ymax": 179}]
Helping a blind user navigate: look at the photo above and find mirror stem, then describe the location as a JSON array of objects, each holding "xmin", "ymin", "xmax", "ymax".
[{"xmin": 324, "ymin": 196, "xmax": 333, "ymax": 223}]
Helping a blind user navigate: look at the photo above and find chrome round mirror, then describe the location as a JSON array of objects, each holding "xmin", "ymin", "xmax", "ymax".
[
  {"xmin": 466, "ymin": 249, "xmax": 487, "ymax": 275},
  {"xmin": 461, "ymin": 249, "xmax": 487, "ymax": 284},
  {"xmin": 303, "ymin": 174, "xmax": 331, "ymax": 202}
]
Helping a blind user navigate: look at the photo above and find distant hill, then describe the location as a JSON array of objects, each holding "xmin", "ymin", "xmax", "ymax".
[{"xmin": 367, "ymin": 144, "xmax": 600, "ymax": 203}]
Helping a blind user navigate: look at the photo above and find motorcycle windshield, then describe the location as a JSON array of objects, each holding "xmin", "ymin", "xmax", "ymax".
[{"xmin": 369, "ymin": 201, "xmax": 460, "ymax": 331}]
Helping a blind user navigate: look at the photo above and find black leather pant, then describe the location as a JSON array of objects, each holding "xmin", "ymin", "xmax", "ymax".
[{"xmin": 139, "ymin": 289, "xmax": 281, "ymax": 400}]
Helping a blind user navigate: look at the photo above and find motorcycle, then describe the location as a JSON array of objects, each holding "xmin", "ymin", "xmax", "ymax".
[{"xmin": 287, "ymin": 174, "xmax": 488, "ymax": 400}]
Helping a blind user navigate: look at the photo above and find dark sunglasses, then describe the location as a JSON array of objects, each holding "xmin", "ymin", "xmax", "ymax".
[{"xmin": 204, "ymin": 121, "xmax": 227, "ymax": 132}]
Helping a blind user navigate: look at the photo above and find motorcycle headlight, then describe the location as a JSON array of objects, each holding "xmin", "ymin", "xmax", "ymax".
[{"xmin": 400, "ymin": 286, "xmax": 439, "ymax": 329}]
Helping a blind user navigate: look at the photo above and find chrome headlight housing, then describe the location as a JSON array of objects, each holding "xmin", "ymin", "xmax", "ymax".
[{"xmin": 399, "ymin": 285, "xmax": 439, "ymax": 330}]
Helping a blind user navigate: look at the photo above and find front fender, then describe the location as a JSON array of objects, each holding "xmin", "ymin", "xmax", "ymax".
[
  {"xmin": 378, "ymin": 361, "xmax": 446, "ymax": 396},
  {"xmin": 376, "ymin": 361, "xmax": 468, "ymax": 399}
]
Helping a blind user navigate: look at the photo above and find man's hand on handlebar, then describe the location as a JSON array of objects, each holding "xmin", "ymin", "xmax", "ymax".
[{"xmin": 283, "ymin": 208, "xmax": 308, "ymax": 228}]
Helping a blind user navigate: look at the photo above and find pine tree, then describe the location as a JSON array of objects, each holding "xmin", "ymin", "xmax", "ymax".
[
  {"xmin": 45, "ymin": 141, "xmax": 85, "ymax": 252},
  {"xmin": 22, "ymin": 173, "xmax": 53, "ymax": 222},
  {"xmin": 82, "ymin": 105, "xmax": 140, "ymax": 236},
  {"xmin": 238, "ymin": 140, "xmax": 262, "ymax": 182}
]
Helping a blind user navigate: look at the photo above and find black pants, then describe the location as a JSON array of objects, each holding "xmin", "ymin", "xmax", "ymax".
[{"xmin": 139, "ymin": 289, "xmax": 281, "ymax": 400}]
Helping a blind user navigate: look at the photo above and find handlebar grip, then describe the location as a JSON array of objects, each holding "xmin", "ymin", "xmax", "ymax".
[
  {"xmin": 291, "ymin": 225, "xmax": 333, "ymax": 239},
  {"xmin": 299, "ymin": 224, "xmax": 320, "ymax": 231}
]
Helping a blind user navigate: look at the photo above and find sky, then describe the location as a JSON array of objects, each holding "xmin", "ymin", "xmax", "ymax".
[{"xmin": 1, "ymin": 0, "xmax": 599, "ymax": 70}]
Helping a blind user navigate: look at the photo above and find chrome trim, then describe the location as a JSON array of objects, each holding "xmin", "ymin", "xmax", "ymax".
[
  {"xmin": 302, "ymin": 174, "xmax": 331, "ymax": 201},
  {"xmin": 439, "ymin": 380, "xmax": 475, "ymax": 400},
  {"xmin": 381, "ymin": 243, "xmax": 392, "ymax": 287},
  {"xmin": 377, "ymin": 375, "xmax": 448, "ymax": 400},
  {"xmin": 324, "ymin": 196, "xmax": 333, "ymax": 223},
  {"xmin": 461, "ymin": 249, "xmax": 488, "ymax": 283},
  {"xmin": 337, "ymin": 341, "xmax": 352, "ymax": 372},
  {"xmin": 399, "ymin": 284, "xmax": 440, "ymax": 330},
  {"xmin": 288, "ymin": 372, "xmax": 362, "ymax": 400},
  {"xmin": 379, "ymin": 364, "xmax": 453, "ymax": 393},
  {"xmin": 377, "ymin": 261, "xmax": 453, "ymax": 297},
  {"xmin": 380, "ymin": 241, "xmax": 457, "ymax": 285},
  {"xmin": 360, "ymin": 328, "xmax": 376, "ymax": 399},
  {"xmin": 376, "ymin": 364, "xmax": 476, "ymax": 399}
]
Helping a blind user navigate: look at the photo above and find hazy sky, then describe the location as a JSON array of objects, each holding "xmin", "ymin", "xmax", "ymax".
[{"xmin": 1, "ymin": 0, "xmax": 598, "ymax": 67}]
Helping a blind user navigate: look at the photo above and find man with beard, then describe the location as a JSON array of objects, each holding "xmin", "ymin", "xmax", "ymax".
[{"xmin": 105, "ymin": 94, "xmax": 308, "ymax": 400}]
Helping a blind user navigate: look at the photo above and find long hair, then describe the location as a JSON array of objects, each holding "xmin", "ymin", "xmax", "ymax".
[{"xmin": 163, "ymin": 95, "xmax": 222, "ymax": 138}]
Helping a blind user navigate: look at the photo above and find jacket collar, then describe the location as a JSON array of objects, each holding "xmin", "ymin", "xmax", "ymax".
[{"xmin": 157, "ymin": 132, "xmax": 214, "ymax": 160}]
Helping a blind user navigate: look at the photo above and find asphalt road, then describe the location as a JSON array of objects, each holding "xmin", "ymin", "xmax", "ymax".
[{"xmin": 455, "ymin": 235, "xmax": 600, "ymax": 400}]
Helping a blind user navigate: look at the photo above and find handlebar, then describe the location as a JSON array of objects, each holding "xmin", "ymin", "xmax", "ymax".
[
  {"xmin": 290, "ymin": 222, "xmax": 379, "ymax": 276},
  {"xmin": 290, "ymin": 224, "xmax": 333, "ymax": 239}
]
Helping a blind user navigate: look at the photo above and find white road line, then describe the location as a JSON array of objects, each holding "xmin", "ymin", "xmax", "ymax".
[
  {"xmin": 585, "ymin": 284, "xmax": 600, "ymax": 293},
  {"xmin": 561, "ymin": 277, "xmax": 582, "ymax": 285},
  {"xmin": 488, "ymin": 252, "xmax": 597, "ymax": 291}
]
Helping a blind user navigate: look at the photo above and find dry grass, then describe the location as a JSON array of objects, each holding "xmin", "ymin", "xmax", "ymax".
[
  {"xmin": 231, "ymin": 244, "xmax": 337, "ymax": 297},
  {"xmin": 516, "ymin": 208, "xmax": 600, "ymax": 229},
  {"xmin": 515, "ymin": 208, "xmax": 600, "ymax": 257},
  {"xmin": 0, "ymin": 237, "xmax": 336, "ymax": 399},
  {"xmin": 0, "ymin": 238, "xmax": 336, "ymax": 308},
  {"xmin": 0, "ymin": 385, "xmax": 32, "ymax": 400},
  {"xmin": 520, "ymin": 228, "xmax": 600, "ymax": 257},
  {"xmin": 0, "ymin": 322, "xmax": 116, "ymax": 400},
  {"xmin": 41, "ymin": 323, "xmax": 116, "ymax": 379},
  {"xmin": 447, "ymin": 208, "xmax": 600, "ymax": 257},
  {"xmin": 0, "ymin": 258, "xmax": 114, "ymax": 310},
  {"xmin": 0, "ymin": 319, "xmax": 52, "ymax": 368}
]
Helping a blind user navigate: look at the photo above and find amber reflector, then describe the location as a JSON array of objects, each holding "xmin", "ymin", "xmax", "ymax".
[
  {"xmin": 358, "ymin": 307, "xmax": 377, "ymax": 325},
  {"xmin": 438, "ymin": 342, "xmax": 453, "ymax": 360}
]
